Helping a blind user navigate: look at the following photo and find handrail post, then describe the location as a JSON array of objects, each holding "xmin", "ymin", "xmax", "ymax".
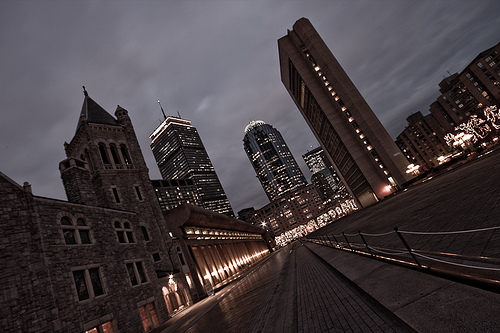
[
  {"xmin": 342, "ymin": 232, "xmax": 352, "ymax": 250},
  {"xmin": 326, "ymin": 235, "xmax": 334, "ymax": 248},
  {"xmin": 331, "ymin": 234, "xmax": 340, "ymax": 247},
  {"xmin": 394, "ymin": 227, "xmax": 421, "ymax": 268},
  {"xmin": 358, "ymin": 231, "xmax": 373, "ymax": 256}
]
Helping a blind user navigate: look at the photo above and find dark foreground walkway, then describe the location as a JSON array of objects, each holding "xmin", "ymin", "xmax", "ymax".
[{"xmin": 158, "ymin": 242, "xmax": 406, "ymax": 333}]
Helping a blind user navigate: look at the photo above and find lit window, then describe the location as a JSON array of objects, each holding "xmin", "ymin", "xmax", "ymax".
[
  {"xmin": 85, "ymin": 321, "xmax": 115, "ymax": 333},
  {"xmin": 314, "ymin": 66, "xmax": 320, "ymax": 71},
  {"xmin": 114, "ymin": 221, "xmax": 135, "ymax": 244},
  {"xmin": 72, "ymin": 267, "xmax": 105, "ymax": 301},
  {"xmin": 126, "ymin": 261, "xmax": 148, "ymax": 286},
  {"xmin": 139, "ymin": 302, "xmax": 160, "ymax": 332},
  {"xmin": 61, "ymin": 217, "xmax": 91, "ymax": 245}
]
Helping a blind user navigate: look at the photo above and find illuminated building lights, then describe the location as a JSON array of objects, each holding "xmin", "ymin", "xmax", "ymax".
[
  {"xmin": 367, "ymin": 145, "xmax": 372, "ymax": 151},
  {"xmin": 314, "ymin": 66, "xmax": 320, "ymax": 71}
]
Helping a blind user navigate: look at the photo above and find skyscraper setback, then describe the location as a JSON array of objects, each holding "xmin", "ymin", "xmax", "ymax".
[
  {"xmin": 150, "ymin": 116, "xmax": 234, "ymax": 216},
  {"xmin": 243, "ymin": 120, "xmax": 307, "ymax": 201},
  {"xmin": 278, "ymin": 18, "xmax": 413, "ymax": 208}
]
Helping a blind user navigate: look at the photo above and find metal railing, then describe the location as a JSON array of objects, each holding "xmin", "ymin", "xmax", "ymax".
[{"xmin": 305, "ymin": 225, "xmax": 500, "ymax": 291}]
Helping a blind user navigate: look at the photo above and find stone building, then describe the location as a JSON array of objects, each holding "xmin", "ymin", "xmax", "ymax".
[
  {"xmin": 1, "ymin": 89, "xmax": 192, "ymax": 332},
  {"xmin": 163, "ymin": 204, "xmax": 272, "ymax": 300}
]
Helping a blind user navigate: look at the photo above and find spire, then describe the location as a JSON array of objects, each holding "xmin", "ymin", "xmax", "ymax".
[
  {"xmin": 76, "ymin": 87, "xmax": 121, "ymax": 133},
  {"xmin": 157, "ymin": 100, "xmax": 167, "ymax": 120}
]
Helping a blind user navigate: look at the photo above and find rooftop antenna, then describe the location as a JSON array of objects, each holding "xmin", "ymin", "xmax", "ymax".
[
  {"xmin": 177, "ymin": 110, "xmax": 182, "ymax": 119},
  {"xmin": 83, "ymin": 86, "xmax": 88, "ymax": 96},
  {"xmin": 157, "ymin": 100, "xmax": 167, "ymax": 120}
]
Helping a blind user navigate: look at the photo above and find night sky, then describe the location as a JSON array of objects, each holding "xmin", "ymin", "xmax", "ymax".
[{"xmin": 1, "ymin": 1, "xmax": 499, "ymax": 213}]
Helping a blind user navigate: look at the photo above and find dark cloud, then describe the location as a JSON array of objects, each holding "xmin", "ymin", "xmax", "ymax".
[{"xmin": 1, "ymin": 0, "xmax": 499, "ymax": 212}]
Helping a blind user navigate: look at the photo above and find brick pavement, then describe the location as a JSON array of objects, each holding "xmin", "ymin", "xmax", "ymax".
[
  {"xmin": 293, "ymin": 243, "xmax": 407, "ymax": 333},
  {"xmin": 158, "ymin": 241, "xmax": 409, "ymax": 332},
  {"xmin": 311, "ymin": 149, "xmax": 500, "ymax": 258}
]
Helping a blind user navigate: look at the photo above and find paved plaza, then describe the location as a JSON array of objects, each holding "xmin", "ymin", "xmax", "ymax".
[
  {"xmin": 157, "ymin": 242, "xmax": 406, "ymax": 333},
  {"xmin": 312, "ymin": 148, "xmax": 500, "ymax": 258},
  {"xmin": 156, "ymin": 148, "xmax": 500, "ymax": 332}
]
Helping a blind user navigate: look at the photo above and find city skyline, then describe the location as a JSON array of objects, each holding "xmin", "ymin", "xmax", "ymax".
[{"xmin": 1, "ymin": 1, "xmax": 499, "ymax": 213}]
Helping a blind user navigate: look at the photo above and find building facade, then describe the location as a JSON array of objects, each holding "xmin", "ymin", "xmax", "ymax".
[
  {"xmin": 396, "ymin": 112, "xmax": 452, "ymax": 172},
  {"xmin": 303, "ymin": 146, "xmax": 347, "ymax": 201},
  {"xmin": 246, "ymin": 184, "xmax": 325, "ymax": 236},
  {"xmin": 429, "ymin": 43, "xmax": 500, "ymax": 133},
  {"xmin": 243, "ymin": 120, "xmax": 307, "ymax": 201},
  {"xmin": 163, "ymin": 204, "xmax": 271, "ymax": 299},
  {"xmin": 152, "ymin": 178, "xmax": 202, "ymax": 212},
  {"xmin": 150, "ymin": 116, "xmax": 234, "ymax": 216},
  {"xmin": 278, "ymin": 18, "xmax": 413, "ymax": 208}
]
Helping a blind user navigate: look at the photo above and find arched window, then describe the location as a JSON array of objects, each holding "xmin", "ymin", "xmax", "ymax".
[
  {"xmin": 109, "ymin": 144, "xmax": 121, "ymax": 165},
  {"xmin": 120, "ymin": 144, "xmax": 132, "ymax": 165},
  {"xmin": 98, "ymin": 143, "xmax": 110, "ymax": 165},
  {"xmin": 61, "ymin": 216, "xmax": 91, "ymax": 245}
]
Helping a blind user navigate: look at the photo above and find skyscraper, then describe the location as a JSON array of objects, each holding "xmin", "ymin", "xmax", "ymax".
[
  {"xmin": 150, "ymin": 116, "xmax": 234, "ymax": 216},
  {"xmin": 278, "ymin": 18, "xmax": 413, "ymax": 208},
  {"xmin": 243, "ymin": 120, "xmax": 307, "ymax": 201},
  {"xmin": 303, "ymin": 146, "xmax": 344, "ymax": 201}
]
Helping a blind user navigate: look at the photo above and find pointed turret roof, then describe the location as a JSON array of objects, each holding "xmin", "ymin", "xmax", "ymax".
[{"xmin": 76, "ymin": 86, "xmax": 121, "ymax": 132}]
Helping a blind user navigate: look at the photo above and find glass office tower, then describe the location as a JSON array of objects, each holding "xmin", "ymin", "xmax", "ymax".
[
  {"xmin": 243, "ymin": 120, "xmax": 307, "ymax": 201},
  {"xmin": 150, "ymin": 116, "xmax": 234, "ymax": 216}
]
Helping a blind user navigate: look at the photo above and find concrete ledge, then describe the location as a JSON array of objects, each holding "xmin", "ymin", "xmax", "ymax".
[{"xmin": 306, "ymin": 242, "xmax": 500, "ymax": 333}]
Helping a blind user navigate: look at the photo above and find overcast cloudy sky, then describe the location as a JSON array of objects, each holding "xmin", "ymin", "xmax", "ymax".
[{"xmin": 1, "ymin": 0, "xmax": 499, "ymax": 214}]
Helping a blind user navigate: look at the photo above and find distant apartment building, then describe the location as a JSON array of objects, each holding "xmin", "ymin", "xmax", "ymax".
[
  {"xmin": 396, "ymin": 112, "xmax": 452, "ymax": 171},
  {"xmin": 430, "ymin": 42, "xmax": 500, "ymax": 133},
  {"xmin": 246, "ymin": 184, "xmax": 325, "ymax": 236},
  {"xmin": 150, "ymin": 116, "xmax": 234, "ymax": 216},
  {"xmin": 302, "ymin": 146, "xmax": 347, "ymax": 200},
  {"xmin": 243, "ymin": 120, "xmax": 307, "ymax": 201},
  {"xmin": 152, "ymin": 178, "xmax": 202, "ymax": 212},
  {"xmin": 278, "ymin": 18, "xmax": 413, "ymax": 208}
]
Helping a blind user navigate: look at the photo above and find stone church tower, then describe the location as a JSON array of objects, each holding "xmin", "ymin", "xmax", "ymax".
[{"xmin": 61, "ymin": 87, "xmax": 151, "ymax": 210}]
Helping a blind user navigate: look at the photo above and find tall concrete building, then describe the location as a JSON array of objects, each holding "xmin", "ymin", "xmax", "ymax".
[
  {"xmin": 278, "ymin": 18, "xmax": 413, "ymax": 208},
  {"xmin": 243, "ymin": 120, "xmax": 307, "ymax": 201},
  {"xmin": 150, "ymin": 116, "xmax": 234, "ymax": 216}
]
